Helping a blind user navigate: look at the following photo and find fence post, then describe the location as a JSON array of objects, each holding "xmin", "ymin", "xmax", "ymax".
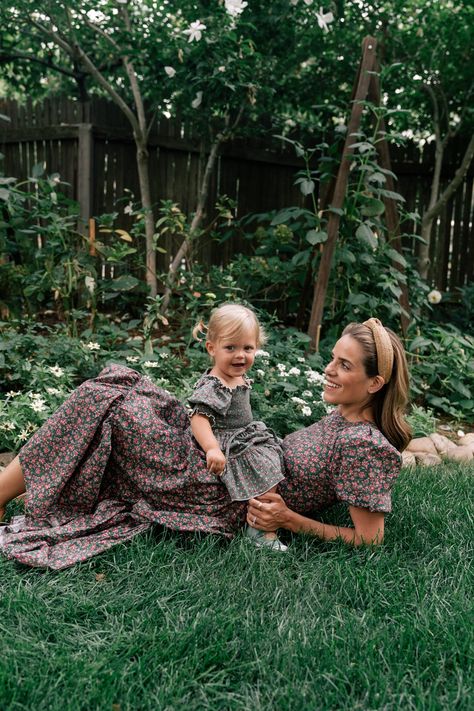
[{"xmin": 77, "ymin": 123, "xmax": 94, "ymax": 234}]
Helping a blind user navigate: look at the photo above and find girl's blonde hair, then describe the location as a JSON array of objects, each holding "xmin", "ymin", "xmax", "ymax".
[
  {"xmin": 342, "ymin": 322, "xmax": 412, "ymax": 452},
  {"xmin": 193, "ymin": 303, "xmax": 266, "ymax": 347}
]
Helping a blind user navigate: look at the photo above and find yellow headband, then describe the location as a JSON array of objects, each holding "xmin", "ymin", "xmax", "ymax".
[{"xmin": 362, "ymin": 318, "xmax": 394, "ymax": 383}]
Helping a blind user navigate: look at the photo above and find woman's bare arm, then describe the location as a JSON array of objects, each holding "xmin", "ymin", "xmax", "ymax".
[{"xmin": 247, "ymin": 493, "xmax": 385, "ymax": 546}]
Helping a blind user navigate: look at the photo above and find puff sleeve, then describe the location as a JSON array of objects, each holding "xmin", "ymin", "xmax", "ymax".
[
  {"xmin": 331, "ymin": 426, "xmax": 401, "ymax": 513},
  {"xmin": 187, "ymin": 376, "xmax": 233, "ymax": 426}
]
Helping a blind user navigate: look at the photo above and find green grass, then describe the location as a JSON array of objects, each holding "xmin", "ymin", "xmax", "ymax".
[{"xmin": 1, "ymin": 463, "xmax": 473, "ymax": 711}]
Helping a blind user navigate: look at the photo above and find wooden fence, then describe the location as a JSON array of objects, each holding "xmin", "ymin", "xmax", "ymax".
[{"xmin": 1, "ymin": 97, "xmax": 473, "ymax": 290}]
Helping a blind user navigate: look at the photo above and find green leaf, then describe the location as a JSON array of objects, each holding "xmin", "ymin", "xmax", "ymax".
[
  {"xmin": 378, "ymin": 189, "xmax": 406, "ymax": 202},
  {"xmin": 31, "ymin": 162, "xmax": 45, "ymax": 178},
  {"xmin": 0, "ymin": 188, "xmax": 10, "ymax": 201},
  {"xmin": 386, "ymin": 248, "xmax": 407, "ymax": 267},
  {"xmin": 356, "ymin": 223, "xmax": 377, "ymax": 248},
  {"xmin": 305, "ymin": 229, "xmax": 327, "ymax": 245},
  {"xmin": 347, "ymin": 293, "xmax": 367, "ymax": 305},
  {"xmin": 408, "ymin": 336, "xmax": 432, "ymax": 351},
  {"xmin": 111, "ymin": 275, "xmax": 140, "ymax": 292},
  {"xmin": 300, "ymin": 179, "xmax": 315, "ymax": 196},
  {"xmin": 361, "ymin": 198, "xmax": 385, "ymax": 217},
  {"xmin": 328, "ymin": 206, "xmax": 344, "ymax": 216}
]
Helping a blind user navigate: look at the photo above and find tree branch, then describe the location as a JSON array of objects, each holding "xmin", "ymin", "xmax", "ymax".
[{"xmin": 422, "ymin": 134, "xmax": 474, "ymax": 225}]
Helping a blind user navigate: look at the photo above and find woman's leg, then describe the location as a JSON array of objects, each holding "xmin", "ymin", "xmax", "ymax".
[{"xmin": 0, "ymin": 456, "xmax": 26, "ymax": 520}]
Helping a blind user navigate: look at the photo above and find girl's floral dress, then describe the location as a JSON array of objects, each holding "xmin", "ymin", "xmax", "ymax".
[
  {"xmin": 0, "ymin": 365, "xmax": 401, "ymax": 569},
  {"xmin": 188, "ymin": 373, "xmax": 284, "ymax": 501}
]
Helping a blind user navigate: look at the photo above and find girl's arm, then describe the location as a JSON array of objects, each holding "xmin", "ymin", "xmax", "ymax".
[
  {"xmin": 247, "ymin": 493, "xmax": 385, "ymax": 546},
  {"xmin": 190, "ymin": 414, "xmax": 226, "ymax": 475}
]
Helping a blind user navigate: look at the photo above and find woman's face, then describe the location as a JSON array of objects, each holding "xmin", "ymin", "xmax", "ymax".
[{"xmin": 323, "ymin": 334, "xmax": 379, "ymax": 416}]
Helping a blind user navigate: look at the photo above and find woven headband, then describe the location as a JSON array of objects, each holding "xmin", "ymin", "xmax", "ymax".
[{"xmin": 362, "ymin": 318, "xmax": 394, "ymax": 383}]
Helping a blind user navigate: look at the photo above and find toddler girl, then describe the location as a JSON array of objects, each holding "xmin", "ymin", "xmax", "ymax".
[{"xmin": 189, "ymin": 303, "xmax": 287, "ymax": 551}]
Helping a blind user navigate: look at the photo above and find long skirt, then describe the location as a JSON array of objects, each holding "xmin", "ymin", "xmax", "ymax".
[{"xmin": 0, "ymin": 366, "xmax": 246, "ymax": 569}]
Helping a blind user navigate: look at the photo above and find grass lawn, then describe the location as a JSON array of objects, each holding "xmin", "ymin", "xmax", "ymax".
[{"xmin": 1, "ymin": 462, "xmax": 473, "ymax": 711}]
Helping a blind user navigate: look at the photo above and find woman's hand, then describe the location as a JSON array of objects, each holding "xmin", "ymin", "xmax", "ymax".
[
  {"xmin": 247, "ymin": 492, "xmax": 293, "ymax": 531},
  {"xmin": 206, "ymin": 447, "xmax": 226, "ymax": 476}
]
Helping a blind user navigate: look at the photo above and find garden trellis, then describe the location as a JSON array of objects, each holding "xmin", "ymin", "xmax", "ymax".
[{"xmin": 1, "ymin": 95, "xmax": 472, "ymax": 293}]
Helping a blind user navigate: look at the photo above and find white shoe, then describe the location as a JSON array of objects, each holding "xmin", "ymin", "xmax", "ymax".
[{"xmin": 244, "ymin": 525, "xmax": 288, "ymax": 552}]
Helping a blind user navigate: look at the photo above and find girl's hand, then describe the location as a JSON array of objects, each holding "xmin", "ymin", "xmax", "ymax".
[
  {"xmin": 206, "ymin": 447, "xmax": 226, "ymax": 476},
  {"xmin": 247, "ymin": 493, "xmax": 292, "ymax": 531}
]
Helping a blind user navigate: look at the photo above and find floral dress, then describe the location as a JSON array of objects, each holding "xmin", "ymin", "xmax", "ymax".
[
  {"xmin": 0, "ymin": 367, "xmax": 400, "ymax": 570},
  {"xmin": 280, "ymin": 410, "xmax": 401, "ymax": 515},
  {"xmin": 188, "ymin": 373, "xmax": 285, "ymax": 501}
]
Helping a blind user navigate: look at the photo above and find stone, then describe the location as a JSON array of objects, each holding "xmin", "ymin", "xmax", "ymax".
[
  {"xmin": 0, "ymin": 451, "xmax": 15, "ymax": 468},
  {"xmin": 445, "ymin": 446, "xmax": 474, "ymax": 462},
  {"xmin": 406, "ymin": 437, "xmax": 438, "ymax": 455},
  {"xmin": 458, "ymin": 433, "xmax": 474, "ymax": 446},
  {"xmin": 414, "ymin": 452, "xmax": 443, "ymax": 466},
  {"xmin": 429, "ymin": 433, "xmax": 457, "ymax": 455},
  {"xmin": 401, "ymin": 451, "xmax": 416, "ymax": 468}
]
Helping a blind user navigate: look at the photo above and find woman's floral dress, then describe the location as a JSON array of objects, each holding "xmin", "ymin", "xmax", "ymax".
[
  {"xmin": 188, "ymin": 373, "xmax": 284, "ymax": 501},
  {"xmin": 0, "ymin": 366, "xmax": 401, "ymax": 569}
]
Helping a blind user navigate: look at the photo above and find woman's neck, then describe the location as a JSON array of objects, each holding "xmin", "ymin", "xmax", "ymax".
[{"xmin": 337, "ymin": 404, "xmax": 375, "ymax": 423}]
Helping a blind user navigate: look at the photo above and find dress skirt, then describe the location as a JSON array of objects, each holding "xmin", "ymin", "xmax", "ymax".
[{"xmin": 0, "ymin": 366, "xmax": 246, "ymax": 569}]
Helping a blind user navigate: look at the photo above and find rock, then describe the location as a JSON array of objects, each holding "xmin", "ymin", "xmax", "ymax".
[
  {"xmin": 406, "ymin": 437, "xmax": 438, "ymax": 455},
  {"xmin": 458, "ymin": 433, "xmax": 474, "ymax": 446},
  {"xmin": 414, "ymin": 453, "xmax": 443, "ymax": 466},
  {"xmin": 402, "ymin": 451, "xmax": 416, "ymax": 468},
  {"xmin": 445, "ymin": 446, "xmax": 474, "ymax": 462},
  {"xmin": 429, "ymin": 433, "xmax": 457, "ymax": 455},
  {"xmin": 0, "ymin": 452, "xmax": 15, "ymax": 468}
]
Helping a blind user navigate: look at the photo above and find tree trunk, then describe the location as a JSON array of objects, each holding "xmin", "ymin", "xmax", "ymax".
[
  {"xmin": 136, "ymin": 140, "xmax": 157, "ymax": 297},
  {"xmin": 419, "ymin": 133, "xmax": 474, "ymax": 281},
  {"xmin": 160, "ymin": 135, "xmax": 223, "ymax": 314},
  {"xmin": 418, "ymin": 136, "xmax": 444, "ymax": 280}
]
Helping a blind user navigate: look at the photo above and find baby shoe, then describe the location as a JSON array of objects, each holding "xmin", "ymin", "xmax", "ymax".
[{"xmin": 244, "ymin": 525, "xmax": 288, "ymax": 552}]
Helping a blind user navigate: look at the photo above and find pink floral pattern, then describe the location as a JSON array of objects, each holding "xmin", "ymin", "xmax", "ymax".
[{"xmin": 0, "ymin": 367, "xmax": 400, "ymax": 569}]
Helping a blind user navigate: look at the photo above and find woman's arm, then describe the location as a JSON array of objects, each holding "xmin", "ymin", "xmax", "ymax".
[
  {"xmin": 247, "ymin": 493, "xmax": 384, "ymax": 546},
  {"xmin": 190, "ymin": 414, "xmax": 226, "ymax": 475}
]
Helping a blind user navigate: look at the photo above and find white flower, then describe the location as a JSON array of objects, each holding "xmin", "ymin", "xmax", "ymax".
[
  {"xmin": 457, "ymin": 430, "xmax": 465, "ymax": 438},
  {"xmin": 30, "ymin": 398, "xmax": 47, "ymax": 412},
  {"xmin": 297, "ymin": 357, "xmax": 305, "ymax": 363},
  {"xmin": 218, "ymin": 65, "xmax": 226, "ymax": 72},
  {"xmin": 256, "ymin": 350, "xmax": 270, "ymax": 358},
  {"xmin": 291, "ymin": 397, "xmax": 306, "ymax": 405},
  {"xmin": 126, "ymin": 356, "xmax": 140, "ymax": 363},
  {"xmin": 0, "ymin": 422, "xmax": 15, "ymax": 431},
  {"xmin": 191, "ymin": 91, "xmax": 203, "ymax": 109},
  {"xmin": 46, "ymin": 387, "xmax": 61, "ymax": 395},
  {"xmin": 306, "ymin": 369, "xmax": 325, "ymax": 384},
  {"xmin": 49, "ymin": 365, "xmax": 64, "ymax": 377},
  {"xmin": 144, "ymin": 361, "xmax": 160, "ymax": 368},
  {"xmin": 288, "ymin": 367, "xmax": 301, "ymax": 376},
  {"xmin": 316, "ymin": 7, "xmax": 334, "ymax": 32},
  {"xmin": 7, "ymin": 391, "xmax": 20, "ymax": 397},
  {"xmin": 18, "ymin": 429, "xmax": 30, "ymax": 441},
  {"xmin": 159, "ymin": 352, "xmax": 169, "ymax": 359},
  {"xmin": 183, "ymin": 20, "xmax": 206, "ymax": 42},
  {"xmin": 277, "ymin": 363, "xmax": 287, "ymax": 372},
  {"xmin": 85, "ymin": 276, "xmax": 96, "ymax": 294},
  {"xmin": 164, "ymin": 66, "xmax": 176, "ymax": 78},
  {"xmin": 302, "ymin": 390, "xmax": 312, "ymax": 398},
  {"xmin": 302, "ymin": 405, "xmax": 312, "ymax": 416},
  {"xmin": 304, "ymin": 0, "xmax": 313, "ymax": 5},
  {"xmin": 256, "ymin": 369, "xmax": 265, "ymax": 377},
  {"xmin": 124, "ymin": 203, "xmax": 133, "ymax": 215},
  {"xmin": 224, "ymin": 0, "xmax": 248, "ymax": 17},
  {"xmin": 85, "ymin": 342, "xmax": 101, "ymax": 351},
  {"xmin": 427, "ymin": 289, "xmax": 442, "ymax": 304}
]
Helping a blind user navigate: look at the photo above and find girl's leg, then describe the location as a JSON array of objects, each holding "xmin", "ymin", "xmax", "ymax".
[
  {"xmin": 245, "ymin": 485, "xmax": 287, "ymax": 552},
  {"xmin": 0, "ymin": 456, "xmax": 26, "ymax": 521}
]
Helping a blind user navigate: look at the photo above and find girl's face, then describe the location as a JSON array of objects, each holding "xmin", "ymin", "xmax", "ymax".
[
  {"xmin": 323, "ymin": 335, "xmax": 381, "ymax": 418},
  {"xmin": 206, "ymin": 328, "xmax": 257, "ymax": 384}
]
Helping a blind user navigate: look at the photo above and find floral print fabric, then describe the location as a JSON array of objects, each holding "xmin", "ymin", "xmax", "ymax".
[
  {"xmin": 0, "ymin": 368, "xmax": 400, "ymax": 569},
  {"xmin": 280, "ymin": 410, "xmax": 401, "ymax": 515}
]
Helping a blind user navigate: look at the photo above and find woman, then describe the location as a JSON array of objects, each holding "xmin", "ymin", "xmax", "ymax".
[
  {"xmin": 247, "ymin": 319, "xmax": 411, "ymax": 545},
  {"xmin": 0, "ymin": 318, "xmax": 410, "ymax": 568}
]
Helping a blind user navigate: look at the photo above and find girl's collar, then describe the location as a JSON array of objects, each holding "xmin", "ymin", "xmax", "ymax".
[{"xmin": 204, "ymin": 369, "xmax": 252, "ymax": 391}]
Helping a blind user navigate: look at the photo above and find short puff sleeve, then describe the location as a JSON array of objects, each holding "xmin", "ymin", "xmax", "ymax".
[
  {"xmin": 332, "ymin": 427, "xmax": 401, "ymax": 513},
  {"xmin": 187, "ymin": 376, "xmax": 233, "ymax": 426}
]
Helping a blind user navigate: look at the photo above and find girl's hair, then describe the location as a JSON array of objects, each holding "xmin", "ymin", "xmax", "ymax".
[
  {"xmin": 193, "ymin": 303, "xmax": 266, "ymax": 347},
  {"xmin": 342, "ymin": 322, "xmax": 412, "ymax": 452}
]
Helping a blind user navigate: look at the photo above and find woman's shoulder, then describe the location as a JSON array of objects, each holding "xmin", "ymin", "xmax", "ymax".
[{"xmin": 334, "ymin": 413, "xmax": 401, "ymax": 463}]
